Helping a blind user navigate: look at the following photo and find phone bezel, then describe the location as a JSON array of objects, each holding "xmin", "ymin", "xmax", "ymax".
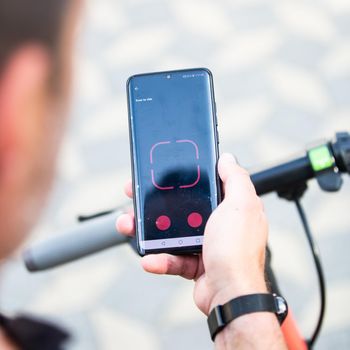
[{"xmin": 126, "ymin": 67, "xmax": 221, "ymax": 256}]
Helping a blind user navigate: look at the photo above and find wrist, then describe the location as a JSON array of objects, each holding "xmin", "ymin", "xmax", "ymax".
[
  {"xmin": 215, "ymin": 312, "xmax": 287, "ymax": 350},
  {"xmin": 208, "ymin": 293, "xmax": 288, "ymax": 347},
  {"xmin": 209, "ymin": 276, "xmax": 268, "ymax": 315}
]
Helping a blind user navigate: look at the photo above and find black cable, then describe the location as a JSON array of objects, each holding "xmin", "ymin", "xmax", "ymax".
[{"xmin": 294, "ymin": 198, "xmax": 326, "ymax": 348}]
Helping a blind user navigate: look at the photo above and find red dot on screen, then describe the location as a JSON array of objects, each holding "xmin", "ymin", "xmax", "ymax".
[
  {"xmin": 155, "ymin": 215, "xmax": 171, "ymax": 231},
  {"xmin": 187, "ymin": 212, "xmax": 203, "ymax": 228}
]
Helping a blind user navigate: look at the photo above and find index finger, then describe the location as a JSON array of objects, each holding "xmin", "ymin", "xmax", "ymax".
[{"xmin": 124, "ymin": 179, "xmax": 133, "ymax": 198}]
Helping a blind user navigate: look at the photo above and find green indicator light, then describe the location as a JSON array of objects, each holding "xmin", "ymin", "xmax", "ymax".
[{"xmin": 309, "ymin": 145, "xmax": 334, "ymax": 172}]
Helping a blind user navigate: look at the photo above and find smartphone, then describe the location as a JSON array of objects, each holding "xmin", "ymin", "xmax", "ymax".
[{"xmin": 127, "ymin": 68, "xmax": 221, "ymax": 255}]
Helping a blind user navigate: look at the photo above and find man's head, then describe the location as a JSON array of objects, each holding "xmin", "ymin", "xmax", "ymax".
[{"xmin": 0, "ymin": 0, "xmax": 80, "ymax": 259}]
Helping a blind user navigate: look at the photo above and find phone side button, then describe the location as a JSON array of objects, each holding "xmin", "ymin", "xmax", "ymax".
[{"xmin": 216, "ymin": 127, "xmax": 220, "ymax": 144}]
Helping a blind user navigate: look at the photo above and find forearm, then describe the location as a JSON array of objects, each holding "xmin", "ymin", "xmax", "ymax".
[{"xmin": 214, "ymin": 313, "xmax": 287, "ymax": 350}]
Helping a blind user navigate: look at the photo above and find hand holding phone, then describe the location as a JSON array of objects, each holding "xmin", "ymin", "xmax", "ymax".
[{"xmin": 117, "ymin": 154, "xmax": 269, "ymax": 316}]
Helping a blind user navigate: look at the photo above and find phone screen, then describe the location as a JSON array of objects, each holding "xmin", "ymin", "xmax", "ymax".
[{"xmin": 127, "ymin": 68, "xmax": 220, "ymax": 254}]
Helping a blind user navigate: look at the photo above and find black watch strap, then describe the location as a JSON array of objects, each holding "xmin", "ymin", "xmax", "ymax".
[{"xmin": 207, "ymin": 293, "xmax": 288, "ymax": 341}]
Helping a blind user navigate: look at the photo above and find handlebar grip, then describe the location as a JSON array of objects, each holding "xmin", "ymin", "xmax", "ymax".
[
  {"xmin": 23, "ymin": 212, "xmax": 129, "ymax": 271},
  {"xmin": 251, "ymin": 156, "xmax": 314, "ymax": 196}
]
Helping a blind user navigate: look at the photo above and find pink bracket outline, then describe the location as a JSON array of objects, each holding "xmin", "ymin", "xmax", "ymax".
[
  {"xmin": 179, "ymin": 165, "xmax": 200, "ymax": 188},
  {"xmin": 176, "ymin": 139, "xmax": 199, "ymax": 159},
  {"xmin": 150, "ymin": 141, "xmax": 170, "ymax": 164},
  {"xmin": 150, "ymin": 139, "xmax": 200, "ymax": 190},
  {"xmin": 151, "ymin": 169, "xmax": 174, "ymax": 190}
]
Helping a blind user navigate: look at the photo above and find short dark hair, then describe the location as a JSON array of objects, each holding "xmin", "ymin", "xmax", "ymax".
[{"xmin": 0, "ymin": 0, "xmax": 68, "ymax": 88}]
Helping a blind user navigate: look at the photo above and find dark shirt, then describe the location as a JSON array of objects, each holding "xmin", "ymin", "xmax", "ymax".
[{"xmin": 0, "ymin": 313, "xmax": 69, "ymax": 350}]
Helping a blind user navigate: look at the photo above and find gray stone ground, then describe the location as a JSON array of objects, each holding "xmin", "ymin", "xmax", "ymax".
[{"xmin": 0, "ymin": 0, "xmax": 350, "ymax": 349}]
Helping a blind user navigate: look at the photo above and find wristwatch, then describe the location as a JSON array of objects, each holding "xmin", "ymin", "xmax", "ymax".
[{"xmin": 207, "ymin": 293, "xmax": 288, "ymax": 341}]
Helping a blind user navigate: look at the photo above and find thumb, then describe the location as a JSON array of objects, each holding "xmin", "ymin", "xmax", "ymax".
[
  {"xmin": 218, "ymin": 153, "xmax": 256, "ymax": 201},
  {"xmin": 217, "ymin": 153, "xmax": 237, "ymax": 184}
]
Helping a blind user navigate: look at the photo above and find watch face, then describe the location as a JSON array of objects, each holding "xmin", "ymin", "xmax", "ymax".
[{"xmin": 274, "ymin": 295, "xmax": 288, "ymax": 324}]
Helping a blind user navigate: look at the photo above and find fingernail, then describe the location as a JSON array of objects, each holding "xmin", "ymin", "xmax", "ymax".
[{"xmin": 220, "ymin": 153, "xmax": 237, "ymax": 164}]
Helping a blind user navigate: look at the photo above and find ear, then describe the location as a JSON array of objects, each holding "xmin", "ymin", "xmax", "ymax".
[{"xmin": 0, "ymin": 45, "xmax": 51, "ymax": 186}]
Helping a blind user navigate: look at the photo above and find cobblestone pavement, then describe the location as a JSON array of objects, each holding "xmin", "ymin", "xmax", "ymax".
[{"xmin": 0, "ymin": 0, "xmax": 349, "ymax": 349}]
